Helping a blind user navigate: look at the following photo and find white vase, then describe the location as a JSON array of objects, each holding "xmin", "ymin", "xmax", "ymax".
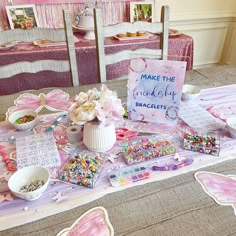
[{"xmin": 83, "ymin": 122, "xmax": 116, "ymax": 152}]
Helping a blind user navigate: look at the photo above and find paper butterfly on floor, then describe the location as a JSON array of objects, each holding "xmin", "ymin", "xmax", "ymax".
[
  {"xmin": 56, "ymin": 206, "xmax": 114, "ymax": 236},
  {"xmin": 195, "ymin": 171, "xmax": 236, "ymax": 215},
  {"xmin": 6, "ymin": 89, "xmax": 71, "ymax": 119}
]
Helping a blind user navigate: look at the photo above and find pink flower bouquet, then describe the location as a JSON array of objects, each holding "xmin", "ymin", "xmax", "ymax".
[{"xmin": 69, "ymin": 85, "xmax": 124, "ymax": 126}]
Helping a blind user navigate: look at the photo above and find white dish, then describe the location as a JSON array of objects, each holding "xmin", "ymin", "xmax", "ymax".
[
  {"xmin": 8, "ymin": 166, "xmax": 50, "ymax": 201},
  {"xmin": 182, "ymin": 84, "xmax": 201, "ymax": 101},
  {"xmin": 73, "ymin": 24, "xmax": 94, "ymax": 31},
  {"xmin": 169, "ymin": 29, "xmax": 182, "ymax": 36},
  {"xmin": 73, "ymin": 25, "xmax": 95, "ymax": 40},
  {"xmin": 8, "ymin": 109, "xmax": 38, "ymax": 131},
  {"xmin": 33, "ymin": 39, "xmax": 66, "ymax": 47},
  {"xmin": 113, "ymin": 32, "xmax": 153, "ymax": 41},
  {"xmin": 0, "ymin": 41, "xmax": 17, "ymax": 50}
]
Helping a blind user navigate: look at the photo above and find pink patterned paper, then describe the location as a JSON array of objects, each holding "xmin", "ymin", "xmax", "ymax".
[
  {"xmin": 6, "ymin": 89, "xmax": 70, "ymax": 119},
  {"xmin": 195, "ymin": 171, "xmax": 236, "ymax": 215},
  {"xmin": 128, "ymin": 59, "xmax": 186, "ymax": 124},
  {"xmin": 56, "ymin": 207, "xmax": 114, "ymax": 236},
  {"xmin": 207, "ymin": 105, "xmax": 236, "ymax": 122}
]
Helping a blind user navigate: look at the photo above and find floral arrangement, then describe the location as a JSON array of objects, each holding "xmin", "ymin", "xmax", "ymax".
[{"xmin": 69, "ymin": 85, "xmax": 124, "ymax": 126}]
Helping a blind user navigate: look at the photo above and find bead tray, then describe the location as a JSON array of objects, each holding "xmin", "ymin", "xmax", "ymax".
[{"xmin": 109, "ymin": 165, "xmax": 151, "ymax": 187}]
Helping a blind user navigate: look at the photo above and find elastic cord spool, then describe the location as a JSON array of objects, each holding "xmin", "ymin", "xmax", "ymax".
[{"xmin": 66, "ymin": 125, "xmax": 83, "ymax": 143}]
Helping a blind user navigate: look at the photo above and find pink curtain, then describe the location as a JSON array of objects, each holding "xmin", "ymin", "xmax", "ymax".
[{"xmin": 0, "ymin": 0, "xmax": 144, "ymax": 30}]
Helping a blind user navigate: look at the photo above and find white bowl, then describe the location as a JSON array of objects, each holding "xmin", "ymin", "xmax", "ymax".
[
  {"xmin": 8, "ymin": 166, "xmax": 50, "ymax": 201},
  {"xmin": 226, "ymin": 116, "xmax": 236, "ymax": 139},
  {"xmin": 8, "ymin": 110, "xmax": 38, "ymax": 131},
  {"xmin": 182, "ymin": 84, "xmax": 201, "ymax": 101}
]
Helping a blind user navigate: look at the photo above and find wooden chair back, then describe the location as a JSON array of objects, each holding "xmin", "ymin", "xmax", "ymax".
[
  {"xmin": 0, "ymin": 10, "xmax": 79, "ymax": 87},
  {"xmin": 94, "ymin": 5, "xmax": 170, "ymax": 83}
]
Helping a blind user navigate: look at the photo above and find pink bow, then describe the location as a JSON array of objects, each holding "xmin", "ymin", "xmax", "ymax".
[{"xmin": 6, "ymin": 89, "xmax": 71, "ymax": 119}]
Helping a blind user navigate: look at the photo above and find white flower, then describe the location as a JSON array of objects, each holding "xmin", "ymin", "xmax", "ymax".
[
  {"xmin": 69, "ymin": 85, "xmax": 124, "ymax": 126},
  {"xmin": 69, "ymin": 101, "xmax": 96, "ymax": 125},
  {"xmin": 74, "ymin": 92, "xmax": 89, "ymax": 105}
]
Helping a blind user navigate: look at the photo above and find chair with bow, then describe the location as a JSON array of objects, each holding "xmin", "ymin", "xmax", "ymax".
[
  {"xmin": 0, "ymin": 10, "xmax": 79, "ymax": 87},
  {"xmin": 94, "ymin": 5, "xmax": 170, "ymax": 83}
]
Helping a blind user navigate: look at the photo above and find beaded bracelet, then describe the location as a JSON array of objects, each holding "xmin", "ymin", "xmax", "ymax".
[
  {"xmin": 0, "ymin": 145, "xmax": 16, "ymax": 171},
  {"xmin": 152, "ymin": 158, "xmax": 193, "ymax": 171}
]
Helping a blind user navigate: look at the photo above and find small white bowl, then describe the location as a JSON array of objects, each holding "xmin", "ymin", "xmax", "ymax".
[
  {"xmin": 8, "ymin": 166, "xmax": 50, "ymax": 201},
  {"xmin": 182, "ymin": 84, "xmax": 201, "ymax": 101},
  {"xmin": 8, "ymin": 110, "xmax": 38, "ymax": 131},
  {"xmin": 226, "ymin": 116, "xmax": 236, "ymax": 139}
]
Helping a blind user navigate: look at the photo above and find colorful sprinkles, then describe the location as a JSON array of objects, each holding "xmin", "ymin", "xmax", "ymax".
[
  {"xmin": 121, "ymin": 136, "xmax": 176, "ymax": 165},
  {"xmin": 183, "ymin": 133, "xmax": 220, "ymax": 156},
  {"xmin": 15, "ymin": 115, "xmax": 34, "ymax": 124},
  {"xmin": 58, "ymin": 153, "xmax": 105, "ymax": 188}
]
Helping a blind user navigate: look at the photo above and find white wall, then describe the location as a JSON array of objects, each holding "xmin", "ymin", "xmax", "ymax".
[
  {"xmin": 156, "ymin": 0, "xmax": 236, "ymax": 20},
  {"xmin": 153, "ymin": 0, "xmax": 236, "ymax": 68}
]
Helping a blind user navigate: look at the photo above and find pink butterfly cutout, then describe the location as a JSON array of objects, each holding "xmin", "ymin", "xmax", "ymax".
[
  {"xmin": 195, "ymin": 171, "xmax": 236, "ymax": 215},
  {"xmin": 6, "ymin": 89, "xmax": 71, "ymax": 118},
  {"xmin": 0, "ymin": 193, "xmax": 14, "ymax": 202},
  {"xmin": 57, "ymin": 207, "xmax": 114, "ymax": 236}
]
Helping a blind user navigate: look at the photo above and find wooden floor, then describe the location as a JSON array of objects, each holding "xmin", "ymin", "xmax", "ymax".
[{"xmin": 1, "ymin": 65, "xmax": 236, "ymax": 236}]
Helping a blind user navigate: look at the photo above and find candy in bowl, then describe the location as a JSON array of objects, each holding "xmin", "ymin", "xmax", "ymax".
[{"xmin": 8, "ymin": 109, "xmax": 38, "ymax": 130}]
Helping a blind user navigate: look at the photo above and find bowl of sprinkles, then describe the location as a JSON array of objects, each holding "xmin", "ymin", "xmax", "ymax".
[
  {"xmin": 8, "ymin": 166, "xmax": 50, "ymax": 201},
  {"xmin": 8, "ymin": 110, "xmax": 38, "ymax": 131}
]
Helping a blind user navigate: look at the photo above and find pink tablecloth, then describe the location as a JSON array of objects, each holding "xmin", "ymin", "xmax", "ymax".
[{"xmin": 0, "ymin": 33, "xmax": 193, "ymax": 95}]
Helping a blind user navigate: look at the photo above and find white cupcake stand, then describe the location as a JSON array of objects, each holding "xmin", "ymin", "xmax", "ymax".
[{"xmin": 73, "ymin": 25, "xmax": 95, "ymax": 40}]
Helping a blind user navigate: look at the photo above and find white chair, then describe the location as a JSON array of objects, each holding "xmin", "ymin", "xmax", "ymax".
[
  {"xmin": 0, "ymin": 10, "xmax": 79, "ymax": 87},
  {"xmin": 94, "ymin": 5, "xmax": 170, "ymax": 83}
]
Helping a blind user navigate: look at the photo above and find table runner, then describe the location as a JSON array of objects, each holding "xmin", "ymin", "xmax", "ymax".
[{"xmin": 0, "ymin": 84, "xmax": 236, "ymax": 230}]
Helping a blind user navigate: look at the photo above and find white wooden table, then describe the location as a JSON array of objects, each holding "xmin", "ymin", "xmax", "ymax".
[{"xmin": 1, "ymin": 65, "xmax": 236, "ymax": 236}]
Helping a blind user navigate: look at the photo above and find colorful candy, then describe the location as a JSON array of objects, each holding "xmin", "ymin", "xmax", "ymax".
[
  {"xmin": 15, "ymin": 115, "xmax": 34, "ymax": 124},
  {"xmin": 183, "ymin": 133, "xmax": 220, "ymax": 156},
  {"xmin": 58, "ymin": 152, "xmax": 105, "ymax": 188},
  {"xmin": 121, "ymin": 136, "xmax": 176, "ymax": 165}
]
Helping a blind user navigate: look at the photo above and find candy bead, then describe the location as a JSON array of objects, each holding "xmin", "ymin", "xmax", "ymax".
[{"xmin": 121, "ymin": 136, "xmax": 176, "ymax": 165}]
